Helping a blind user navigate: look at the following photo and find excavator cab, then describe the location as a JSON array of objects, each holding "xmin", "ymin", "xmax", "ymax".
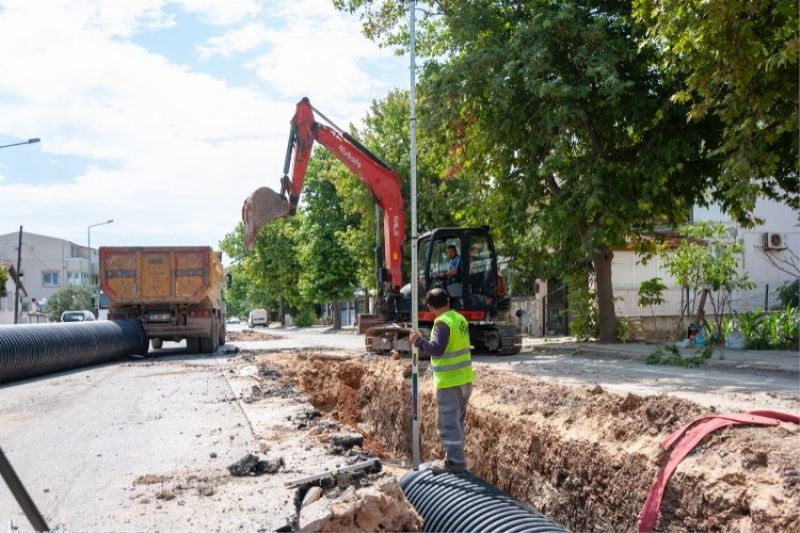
[{"xmin": 416, "ymin": 227, "xmax": 500, "ymax": 320}]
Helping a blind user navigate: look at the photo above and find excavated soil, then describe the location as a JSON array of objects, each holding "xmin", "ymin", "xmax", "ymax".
[
  {"xmin": 226, "ymin": 330, "xmax": 284, "ymax": 342},
  {"xmin": 261, "ymin": 351, "xmax": 800, "ymax": 533}
]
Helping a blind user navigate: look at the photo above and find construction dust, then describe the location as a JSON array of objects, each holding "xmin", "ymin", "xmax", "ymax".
[{"xmin": 259, "ymin": 352, "xmax": 800, "ymax": 532}]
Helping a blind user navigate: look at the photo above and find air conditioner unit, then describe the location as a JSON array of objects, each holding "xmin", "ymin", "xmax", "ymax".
[{"xmin": 763, "ymin": 232, "xmax": 787, "ymax": 250}]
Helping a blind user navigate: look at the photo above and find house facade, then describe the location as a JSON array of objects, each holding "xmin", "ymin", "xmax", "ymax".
[{"xmin": 0, "ymin": 231, "xmax": 97, "ymax": 323}]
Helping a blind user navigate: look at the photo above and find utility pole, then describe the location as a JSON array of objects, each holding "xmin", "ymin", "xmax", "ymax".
[
  {"xmin": 408, "ymin": 0, "xmax": 420, "ymax": 470},
  {"xmin": 13, "ymin": 226, "xmax": 22, "ymax": 324}
]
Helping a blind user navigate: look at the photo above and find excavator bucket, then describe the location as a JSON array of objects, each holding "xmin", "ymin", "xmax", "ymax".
[{"xmin": 242, "ymin": 186, "xmax": 292, "ymax": 248}]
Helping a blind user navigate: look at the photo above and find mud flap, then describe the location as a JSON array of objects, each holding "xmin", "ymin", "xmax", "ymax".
[{"xmin": 242, "ymin": 186, "xmax": 292, "ymax": 248}]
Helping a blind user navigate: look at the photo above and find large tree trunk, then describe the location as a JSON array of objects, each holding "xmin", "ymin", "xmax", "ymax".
[
  {"xmin": 595, "ymin": 244, "xmax": 618, "ymax": 343},
  {"xmin": 279, "ymin": 300, "xmax": 286, "ymax": 326},
  {"xmin": 332, "ymin": 299, "xmax": 341, "ymax": 330}
]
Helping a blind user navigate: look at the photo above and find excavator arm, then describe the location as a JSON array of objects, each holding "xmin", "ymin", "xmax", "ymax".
[{"xmin": 243, "ymin": 97, "xmax": 405, "ymax": 291}]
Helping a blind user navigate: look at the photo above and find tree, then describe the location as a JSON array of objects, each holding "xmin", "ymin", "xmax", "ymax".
[
  {"xmin": 634, "ymin": 0, "xmax": 799, "ymax": 216},
  {"xmin": 655, "ymin": 222, "xmax": 754, "ymax": 341},
  {"xmin": 46, "ymin": 285, "xmax": 93, "ymax": 321},
  {"xmin": 337, "ymin": 0, "xmax": 721, "ymax": 342},
  {"xmin": 298, "ymin": 152, "xmax": 359, "ymax": 329}
]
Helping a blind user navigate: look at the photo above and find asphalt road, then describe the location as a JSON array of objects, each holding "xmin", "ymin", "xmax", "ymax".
[{"xmin": 0, "ymin": 345, "xmax": 346, "ymax": 531}]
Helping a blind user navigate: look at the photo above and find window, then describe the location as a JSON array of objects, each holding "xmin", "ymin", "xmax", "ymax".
[
  {"xmin": 42, "ymin": 271, "xmax": 60, "ymax": 287},
  {"xmin": 67, "ymin": 271, "xmax": 82, "ymax": 285}
]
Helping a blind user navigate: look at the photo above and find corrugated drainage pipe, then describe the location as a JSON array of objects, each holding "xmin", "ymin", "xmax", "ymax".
[
  {"xmin": 0, "ymin": 320, "xmax": 148, "ymax": 384},
  {"xmin": 401, "ymin": 465, "xmax": 570, "ymax": 533}
]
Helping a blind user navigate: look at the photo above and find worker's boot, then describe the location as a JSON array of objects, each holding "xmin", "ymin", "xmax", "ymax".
[{"xmin": 430, "ymin": 460, "xmax": 467, "ymax": 475}]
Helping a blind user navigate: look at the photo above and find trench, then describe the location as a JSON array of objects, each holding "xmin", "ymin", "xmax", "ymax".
[{"xmin": 264, "ymin": 352, "xmax": 800, "ymax": 533}]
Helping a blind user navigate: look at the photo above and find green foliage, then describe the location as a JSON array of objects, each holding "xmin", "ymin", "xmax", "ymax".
[
  {"xmin": 298, "ymin": 155, "xmax": 358, "ymax": 305},
  {"xmin": 638, "ymin": 277, "xmax": 667, "ymax": 309},
  {"xmin": 736, "ymin": 307, "xmax": 799, "ymax": 350},
  {"xmin": 647, "ymin": 343, "xmax": 711, "ymax": 367},
  {"xmin": 0, "ymin": 264, "xmax": 7, "ymax": 298},
  {"xmin": 617, "ymin": 317, "xmax": 633, "ymax": 344},
  {"xmin": 46, "ymin": 285, "xmax": 93, "ymax": 321},
  {"xmin": 293, "ymin": 307, "xmax": 317, "ymax": 327},
  {"xmin": 656, "ymin": 221, "xmax": 753, "ymax": 340},
  {"xmin": 337, "ymin": 0, "xmax": 736, "ymax": 343},
  {"xmin": 221, "ymin": 264, "xmax": 250, "ymax": 319},
  {"xmin": 635, "ymin": 0, "xmax": 799, "ymax": 215},
  {"xmin": 566, "ymin": 273, "xmax": 598, "ymax": 341},
  {"xmin": 778, "ymin": 279, "xmax": 799, "ymax": 309}
]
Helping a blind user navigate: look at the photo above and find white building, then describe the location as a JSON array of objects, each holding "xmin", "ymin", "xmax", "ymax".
[
  {"xmin": 612, "ymin": 198, "xmax": 800, "ymax": 319},
  {"xmin": 0, "ymin": 231, "xmax": 97, "ymax": 323},
  {"xmin": 0, "ymin": 262, "xmax": 28, "ymax": 324}
]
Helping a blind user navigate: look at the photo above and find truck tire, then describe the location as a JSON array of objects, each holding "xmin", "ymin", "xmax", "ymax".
[
  {"xmin": 218, "ymin": 322, "xmax": 226, "ymax": 346},
  {"xmin": 151, "ymin": 338, "xmax": 163, "ymax": 350},
  {"xmin": 199, "ymin": 317, "xmax": 220, "ymax": 354},
  {"xmin": 186, "ymin": 337, "xmax": 200, "ymax": 353}
]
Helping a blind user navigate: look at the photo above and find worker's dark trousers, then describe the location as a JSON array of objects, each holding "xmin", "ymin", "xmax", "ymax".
[{"xmin": 436, "ymin": 383, "xmax": 473, "ymax": 465}]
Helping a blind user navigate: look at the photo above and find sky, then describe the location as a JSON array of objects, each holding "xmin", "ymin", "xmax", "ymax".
[{"xmin": 0, "ymin": 0, "xmax": 408, "ymax": 259}]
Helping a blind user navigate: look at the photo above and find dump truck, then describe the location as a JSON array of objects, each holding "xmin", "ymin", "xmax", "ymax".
[{"xmin": 99, "ymin": 246, "xmax": 226, "ymax": 354}]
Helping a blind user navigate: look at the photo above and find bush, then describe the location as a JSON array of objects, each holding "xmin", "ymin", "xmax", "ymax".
[
  {"xmin": 737, "ymin": 307, "xmax": 799, "ymax": 350},
  {"xmin": 778, "ymin": 279, "xmax": 799, "ymax": 309},
  {"xmin": 293, "ymin": 307, "xmax": 317, "ymax": 327},
  {"xmin": 46, "ymin": 285, "xmax": 94, "ymax": 321}
]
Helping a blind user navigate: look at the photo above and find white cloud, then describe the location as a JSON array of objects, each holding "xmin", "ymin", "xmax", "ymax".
[
  {"xmin": 0, "ymin": 0, "xmax": 406, "ymax": 254},
  {"xmin": 196, "ymin": 22, "xmax": 269, "ymax": 60},
  {"xmin": 175, "ymin": 0, "xmax": 261, "ymax": 26}
]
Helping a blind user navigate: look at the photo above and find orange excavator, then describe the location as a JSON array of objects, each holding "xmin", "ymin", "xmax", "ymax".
[{"xmin": 242, "ymin": 97, "xmax": 521, "ymax": 355}]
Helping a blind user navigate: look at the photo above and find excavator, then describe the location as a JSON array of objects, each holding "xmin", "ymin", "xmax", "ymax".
[{"xmin": 242, "ymin": 97, "xmax": 521, "ymax": 355}]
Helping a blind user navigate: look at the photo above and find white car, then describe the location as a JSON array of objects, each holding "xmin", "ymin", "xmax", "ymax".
[
  {"xmin": 226, "ymin": 316, "xmax": 241, "ymax": 324},
  {"xmin": 247, "ymin": 309, "xmax": 268, "ymax": 327},
  {"xmin": 60, "ymin": 310, "xmax": 96, "ymax": 322}
]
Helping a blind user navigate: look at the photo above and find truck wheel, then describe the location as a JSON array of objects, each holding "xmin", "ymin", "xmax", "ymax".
[
  {"xmin": 218, "ymin": 323, "xmax": 226, "ymax": 346},
  {"xmin": 151, "ymin": 338, "xmax": 163, "ymax": 350},
  {"xmin": 186, "ymin": 337, "xmax": 200, "ymax": 353},
  {"xmin": 199, "ymin": 317, "xmax": 220, "ymax": 354}
]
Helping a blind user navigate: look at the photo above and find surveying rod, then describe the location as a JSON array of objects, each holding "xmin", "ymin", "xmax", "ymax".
[{"xmin": 408, "ymin": 0, "xmax": 420, "ymax": 470}]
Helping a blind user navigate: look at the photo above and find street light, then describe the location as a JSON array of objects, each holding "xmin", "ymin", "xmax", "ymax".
[
  {"xmin": 87, "ymin": 219, "xmax": 114, "ymax": 287},
  {"xmin": 0, "ymin": 138, "xmax": 40, "ymax": 149}
]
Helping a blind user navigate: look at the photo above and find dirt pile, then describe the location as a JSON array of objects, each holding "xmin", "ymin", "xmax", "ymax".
[
  {"xmin": 298, "ymin": 474, "xmax": 422, "ymax": 532},
  {"xmin": 226, "ymin": 330, "xmax": 283, "ymax": 342},
  {"xmin": 272, "ymin": 353, "xmax": 800, "ymax": 532}
]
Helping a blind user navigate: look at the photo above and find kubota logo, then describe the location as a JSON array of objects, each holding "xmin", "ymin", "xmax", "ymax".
[{"xmin": 338, "ymin": 144, "xmax": 362, "ymax": 169}]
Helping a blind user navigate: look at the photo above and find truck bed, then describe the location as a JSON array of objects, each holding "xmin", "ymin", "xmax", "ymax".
[{"xmin": 99, "ymin": 247, "xmax": 222, "ymax": 307}]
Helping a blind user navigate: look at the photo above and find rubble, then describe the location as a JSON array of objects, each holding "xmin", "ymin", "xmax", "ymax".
[
  {"xmin": 298, "ymin": 475, "xmax": 422, "ymax": 532},
  {"xmin": 227, "ymin": 453, "xmax": 285, "ymax": 477}
]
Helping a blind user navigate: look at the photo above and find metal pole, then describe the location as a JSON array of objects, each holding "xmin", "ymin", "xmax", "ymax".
[
  {"xmin": 13, "ymin": 226, "xmax": 22, "ymax": 324},
  {"xmin": 408, "ymin": 0, "xmax": 420, "ymax": 470},
  {"xmin": 0, "ymin": 447, "xmax": 49, "ymax": 531}
]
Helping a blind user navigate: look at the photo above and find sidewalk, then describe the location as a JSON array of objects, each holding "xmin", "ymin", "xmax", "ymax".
[{"xmin": 524, "ymin": 337, "xmax": 800, "ymax": 376}]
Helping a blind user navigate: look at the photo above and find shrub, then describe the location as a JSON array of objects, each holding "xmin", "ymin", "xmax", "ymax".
[{"xmin": 293, "ymin": 307, "xmax": 317, "ymax": 327}]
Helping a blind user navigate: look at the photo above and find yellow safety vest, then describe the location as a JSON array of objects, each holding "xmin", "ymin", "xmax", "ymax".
[{"xmin": 430, "ymin": 310, "xmax": 474, "ymax": 389}]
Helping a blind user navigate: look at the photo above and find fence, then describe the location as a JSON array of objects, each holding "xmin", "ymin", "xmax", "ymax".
[{"xmin": 613, "ymin": 281, "xmax": 795, "ymax": 318}]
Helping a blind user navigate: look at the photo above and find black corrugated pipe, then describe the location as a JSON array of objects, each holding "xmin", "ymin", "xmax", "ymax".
[
  {"xmin": 0, "ymin": 320, "xmax": 148, "ymax": 384},
  {"xmin": 401, "ymin": 465, "xmax": 570, "ymax": 533}
]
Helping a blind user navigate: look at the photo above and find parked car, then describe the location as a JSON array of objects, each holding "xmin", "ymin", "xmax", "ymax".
[
  {"xmin": 60, "ymin": 310, "xmax": 96, "ymax": 322},
  {"xmin": 247, "ymin": 309, "xmax": 268, "ymax": 328},
  {"xmin": 226, "ymin": 316, "xmax": 241, "ymax": 324}
]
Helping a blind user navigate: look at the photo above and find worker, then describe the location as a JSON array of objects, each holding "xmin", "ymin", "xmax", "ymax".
[
  {"xmin": 409, "ymin": 288, "xmax": 474, "ymax": 475},
  {"xmin": 438, "ymin": 244, "xmax": 462, "ymax": 280},
  {"xmin": 436, "ymin": 244, "xmax": 463, "ymax": 308}
]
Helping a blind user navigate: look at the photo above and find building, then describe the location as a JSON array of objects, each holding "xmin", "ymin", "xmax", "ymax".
[
  {"xmin": 524, "ymin": 198, "xmax": 799, "ymax": 338},
  {"xmin": 0, "ymin": 231, "xmax": 97, "ymax": 323}
]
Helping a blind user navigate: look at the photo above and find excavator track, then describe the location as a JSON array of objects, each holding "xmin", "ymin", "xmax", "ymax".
[{"xmin": 496, "ymin": 323, "xmax": 523, "ymax": 355}]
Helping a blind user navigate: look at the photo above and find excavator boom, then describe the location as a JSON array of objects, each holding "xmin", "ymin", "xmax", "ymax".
[{"xmin": 242, "ymin": 97, "xmax": 405, "ymax": 290}]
